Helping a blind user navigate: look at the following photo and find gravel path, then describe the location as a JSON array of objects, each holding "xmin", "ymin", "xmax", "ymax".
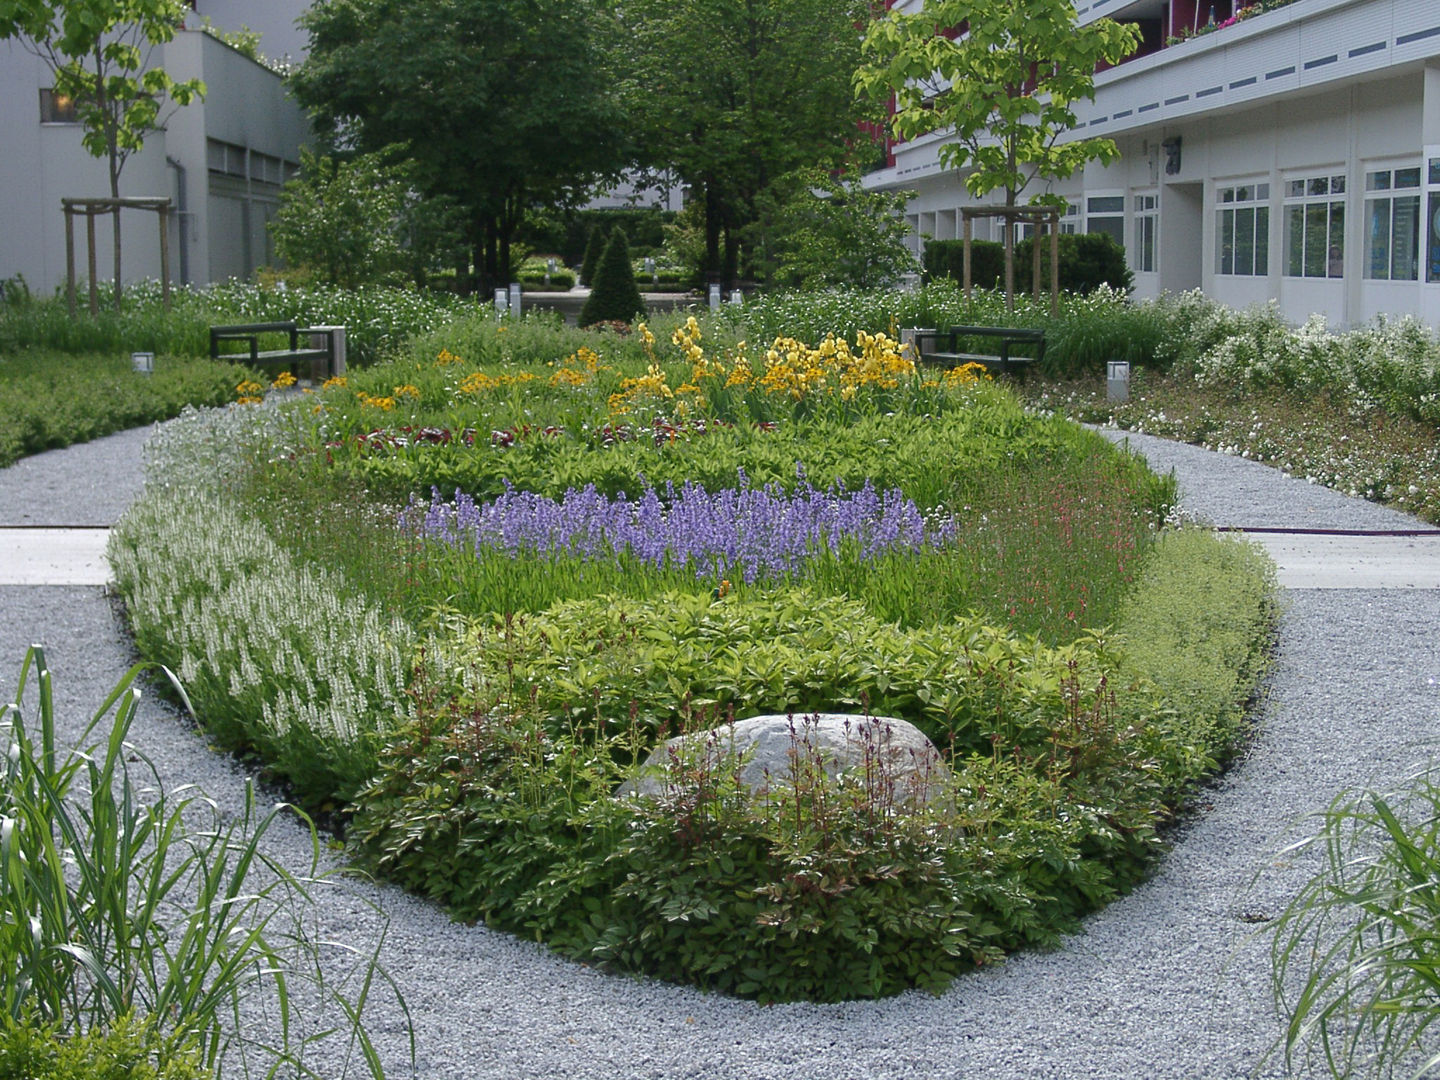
[{"xmin": 1, "ymin": 424, "xmax": 1437, "ymax": 1080}]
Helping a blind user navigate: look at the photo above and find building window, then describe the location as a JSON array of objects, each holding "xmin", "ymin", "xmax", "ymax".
[
  {"xmin": 1086, "ymin": 194, "xmax": 1125, "ymax": 249},
  {"xmin": 1216, "ymin": 183, "xmax": 1269, "ymax": 276},
  {"xmin": 1284, "ymin": 172, "xmax": 1345, "ymax": 278},
  {"xmin": 206, "ymin": 139, "xmax": 248, "ymax": 177},
  {"xmin": 1059, "ymin": 203, "xmax": 1079, "ymax": 236},
  {"xmin": 1428, "ymin": 158, "xmax": 1440, "ymax": 284},
  {"xmin": 1365, "ymin": 166, "xmax": 1421, "ymax": 281},
  {"xmin": 1135, "ymin": 193, "xmax": 1158, "ymax": 273},
  {"xmin": 39, "ymin": 88, "xmax": 77, "ymax": 124}
]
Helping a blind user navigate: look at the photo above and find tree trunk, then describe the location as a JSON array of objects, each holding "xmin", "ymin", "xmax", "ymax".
[
  {"xmin": 722, "ymin": 226, "xmax": 739, "ymax": 293},
  {"xmin": 704, "ymin": 181, "xmax": 723, "ymax": 285}
]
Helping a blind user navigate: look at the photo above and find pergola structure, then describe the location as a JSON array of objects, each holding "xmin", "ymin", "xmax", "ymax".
[
  {"xmin": 61, "ymin": 196, "xmax": 173, "ymax": 316},
  {"xmin": 959, "ymin": 205, "xmax": 1061, "ymax": 316}
]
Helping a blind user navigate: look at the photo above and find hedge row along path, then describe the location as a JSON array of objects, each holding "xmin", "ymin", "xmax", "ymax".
[{"xmin": 0, "ymin": 419, "xmax": 1436, "ymax": 1080}]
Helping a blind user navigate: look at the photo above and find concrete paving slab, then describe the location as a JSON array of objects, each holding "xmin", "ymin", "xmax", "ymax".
[
  {"xmin": 1238, "ymin": 531, "xmax": 1440, "ymax": 589},
  {"xmin": 0, "ymin": 527, "xmax": 110, "ymax": 585}
]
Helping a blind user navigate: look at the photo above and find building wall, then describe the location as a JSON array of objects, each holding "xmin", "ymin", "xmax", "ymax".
[
  {"xmin": 868, "ymin": 0, "xmax": 1440, "ymax": 329},
  {"xmin": 0, "ymin": 29, "xmax": 307, "ymax": 293}
]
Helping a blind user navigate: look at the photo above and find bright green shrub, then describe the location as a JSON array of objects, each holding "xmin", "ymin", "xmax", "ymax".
[
  {"xmin": 1114, "ymin": 527, "xmax": 1277, "ymax": 799},
  {"xmin": 0, "ymin": 1013, "xmax": 207, "ymax": 1080},
  {"xmin": 0, "ymin": 351, "xmax": 242, "ymax": 466}
]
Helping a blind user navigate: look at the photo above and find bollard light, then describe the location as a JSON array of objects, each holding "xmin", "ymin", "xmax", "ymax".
[
  {"xmin": 494, "ymin": 287, "xmax": 508, "ymax": 315},
  {"xmin": 1107, "ymin": 361, "xmax": 1131, "ymax": 402},
  {"xmin": 508, "ymin": 282, "xmax": 522, "ymax": 316},
  {"xmin": 708, "ymin": 283, "xmax": 721, "ymax": 311}
]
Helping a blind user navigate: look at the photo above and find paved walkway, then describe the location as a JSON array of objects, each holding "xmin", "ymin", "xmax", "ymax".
[{"xmin": 0, "ymin": 422, "xmax": 1437, "ymax": 1080}]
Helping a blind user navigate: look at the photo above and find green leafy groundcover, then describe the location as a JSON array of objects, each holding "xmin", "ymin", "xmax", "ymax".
[
  {"xmin": 109, "ymin": 341, "xmax": 1275, "ymax": 1003},
  {"xmin": 350, "ymin": 535, "xmax": 1274, "ymax": 1003},
  {"xmin": 0, "ymin": 350, "xmax": 242, "ymax": 468}
]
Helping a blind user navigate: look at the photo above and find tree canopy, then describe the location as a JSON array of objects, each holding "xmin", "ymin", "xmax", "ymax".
[
  {"xmin": 855, "ymin": 0, "xmax": 1139, "ymax": 209},
  {"xmin": 291, "ymin": 0, "xmax": 630, "ymax": 294},
  {"xmin": 619, "ymin": 0, "xmax": 880, "ymax": 288}
]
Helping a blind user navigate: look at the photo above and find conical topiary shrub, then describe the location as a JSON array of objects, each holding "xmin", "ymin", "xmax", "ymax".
[
  {"xmin": 579, "ymin": 231, "xmax": 646, "ymax": 326},
  {"xmin": 579, "ymin": 226, "xmax": 606, "ymax": 287}
]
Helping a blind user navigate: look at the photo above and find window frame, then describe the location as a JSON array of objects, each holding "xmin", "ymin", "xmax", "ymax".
[
  {"xmin": 1363, "ymin": 163, "xmax": 1421, "ymax": 282},
  {"xmin": 1214, "ymin": 180, "xmax": 1270, "ymax": 277},
  {"xmin": 1134, "ymin": 192, "xmax": 1158, "ymax": 274},
  {"xmin": 1283, "ymin": 170, "xmax": 1346, "ymax": 279}
]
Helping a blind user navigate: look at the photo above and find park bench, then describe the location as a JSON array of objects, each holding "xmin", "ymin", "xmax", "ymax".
[
  {"xmin": 209, "ymin": 321, "xmax": 344, "ymax": 380},
  {"xmin": 911, "ymin": 325, "xmax": 1046, "ymax": 380}
]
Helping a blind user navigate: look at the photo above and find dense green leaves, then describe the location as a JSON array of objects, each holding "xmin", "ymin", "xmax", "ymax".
[
  {"xmin": 270, "ymin": 149, "xmax": 411, "ymax": 289},
  {"xmin": 857, "ymin": 0, "xmax": 1139, "ymax": 207},
  {"xmin": 619, "ymin": 0, "xmax": 878, "ymax": 286},
  {"xmin": 292, "ymin": 0, "xmax": 629, "ymax": 293}
]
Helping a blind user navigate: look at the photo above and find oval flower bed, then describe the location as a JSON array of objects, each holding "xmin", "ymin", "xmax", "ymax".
[{"xmin": 110, "ymin": 313, "xmax": 1275, "ymax": 1002}]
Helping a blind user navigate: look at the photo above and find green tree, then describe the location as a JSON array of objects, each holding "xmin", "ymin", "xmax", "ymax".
[
  {"xmin": 292, "ymin": 0, "xmax": 629, "ymax": 295},
  {"xmin": 8, "ymin": 0, "xmax": 205, "ymax": 308},
  {"xmin": 579, "ymin": 231, "xmax": 644, "ymax": 326},
  {"xmin": 269, "ymin": 148, "xmax": 408, "ymax": 288},
  {"xmin": 855, "ymin": 0, "xmax": 1139, "ymax": 305},
  {"xmin": 620, "ymin": 0, "xmax": 878, "ymax": 290},
  {"xmin": 753, "ymin": 164, "xmax": 917, "ymax": 290}
]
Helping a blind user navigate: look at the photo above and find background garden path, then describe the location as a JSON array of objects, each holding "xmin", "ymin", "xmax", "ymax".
[{"xmin": 0, "ymin": 422, "xmax": 1436, "ymax": 1080}]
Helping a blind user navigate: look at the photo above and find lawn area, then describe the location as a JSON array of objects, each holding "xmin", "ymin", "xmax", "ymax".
[{"xmin": 99, "ymin": 294, "xmax": 1277, "ymax": 1003}]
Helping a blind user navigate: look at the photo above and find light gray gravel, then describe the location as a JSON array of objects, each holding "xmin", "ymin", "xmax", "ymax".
[{"xmin": 1, "ymin": 425, "xmax": 1437, "ymax": 1080}]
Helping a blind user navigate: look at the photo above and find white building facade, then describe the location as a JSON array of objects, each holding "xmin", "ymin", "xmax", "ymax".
[
  {"xmin": 0, "ymin": 3, "xmax": 311, "ymax": 292},
  {"xmin": 865, "ymin": 0, "xmax": 1440, "ymax": 329}
]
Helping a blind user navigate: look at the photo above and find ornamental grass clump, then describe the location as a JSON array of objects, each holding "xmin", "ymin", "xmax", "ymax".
[
  {"xmin": 0, "ymin": 647, "xmax": 407, "ymax": 1078},
  {"xmin": 1270, "ymin": 768, "xmax": 1440, "ymax": 1080}
]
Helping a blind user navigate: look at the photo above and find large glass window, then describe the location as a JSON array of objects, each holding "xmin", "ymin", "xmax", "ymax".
[
  {"xmin": 1086, "ymin": 195, "xmax": 1125, "ymax": 249},
  {"xmin": 1365, "ymin": 166, "xmax": 1421, "ymax": 281},
  {"xmin": 1284, "ymin": 173, "xmax": 1345, "ymax": 278},
  {"xmin": 1215, "ymin": 183, "xmax": 1269, "ymax": 276},
  {"xmin": 1135, "ymin": 193, "xmax": 1157, "ymax": 273}
]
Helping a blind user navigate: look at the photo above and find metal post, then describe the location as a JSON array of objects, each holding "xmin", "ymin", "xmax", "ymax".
[
  {"xmin": 1050, "ymin": 219, "xmax": 1060, "ymax": 317},
  {"xmin": 962, "ymin": 213, "xmax": 973, "ymax": 301},
  {"xmin": 1032, "ymin": 217, "xmax": 1042, "ymax": 300},
  {"xmin": 158, "ymin": 203, "xmax": 171, "ymax": 312}
]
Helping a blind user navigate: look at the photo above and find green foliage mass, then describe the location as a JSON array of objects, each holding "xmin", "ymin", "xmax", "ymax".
[
  {"xmin": 579, "ymin": 227, "xmax": 606, "ymax": 288},
  {"xmin": 924, "ymin": 233, "xmax": 1135, "ymax": 297},
  {"xmin": 270, "ymin": 148, "xmax": 410, "ymax": 288},
  {"xmin": 0, "ymin": 351, "xmax": 242, "ymax": 468},
  {"xmin": 579, "ymin": 231, "xmax": 645, "ymax": 326},
  {"xmin": 752, "ymin": 166, "xmax": 917, "ymax": 291},
  {"xmin": 351, "ymin": 520, "xmax": 1276, "ymax": 1001},
  {"xmin": 0, "ymin": 1012, "xmax": 207, "ymax": 1080}
]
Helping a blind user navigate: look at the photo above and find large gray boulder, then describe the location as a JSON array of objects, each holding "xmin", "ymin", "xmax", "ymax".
[{"xmin": 620, "ymin": 712, "xmax": 950, "ymax": 807}]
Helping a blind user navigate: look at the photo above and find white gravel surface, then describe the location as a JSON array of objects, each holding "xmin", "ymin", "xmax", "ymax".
[{"xmin": 1, "ymin": 423, "xmax": 1437, "ymax": 1080}]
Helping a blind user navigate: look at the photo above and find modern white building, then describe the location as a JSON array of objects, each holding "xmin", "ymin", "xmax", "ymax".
[
  {"xmin": 0, "ymin": 2, "xmax": 311, "ymax": 292},
  {"xmin": 865, "ymin": 0, "xmax": 1440, "ymax": 328}
]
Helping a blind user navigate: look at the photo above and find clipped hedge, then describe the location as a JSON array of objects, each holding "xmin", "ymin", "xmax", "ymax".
[{"xmin": 924, "ymin": 233, "xmax": 1134, "ymax": 296}]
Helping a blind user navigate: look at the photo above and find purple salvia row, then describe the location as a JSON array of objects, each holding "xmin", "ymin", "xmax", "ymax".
[{"xmin": 405, "ymin": 476, "xmax": 958, "ymax": 583}]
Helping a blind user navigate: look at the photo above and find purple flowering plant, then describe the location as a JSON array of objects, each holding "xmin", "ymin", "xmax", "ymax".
[{"xmin": 404, "ymin": 468, "xmax": 958, "ymax": 587}]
